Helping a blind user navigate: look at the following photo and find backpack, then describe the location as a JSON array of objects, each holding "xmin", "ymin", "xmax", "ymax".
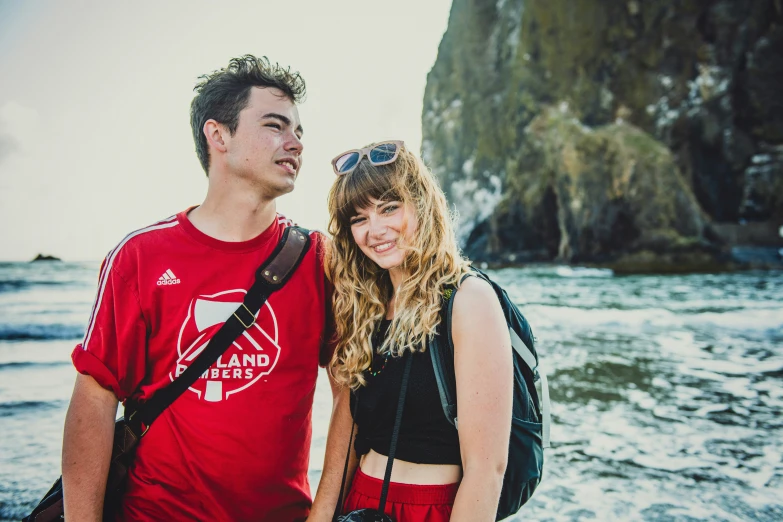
[{"xmin": 428, "ymin": 267, "xmax": 550, "ymax": 521}]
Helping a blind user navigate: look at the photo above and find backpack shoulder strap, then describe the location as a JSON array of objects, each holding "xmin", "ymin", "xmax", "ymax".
[
  {"xmin": 134, "ymin": 225, "xmax": 311, "ymax": 429},
  {"xmin": 429, "ymin": 271, "xmax": 476, "ymax": 428},
  {"xmin": 429, "ymin": 308, "xmax": 456, "ymax": 427}
]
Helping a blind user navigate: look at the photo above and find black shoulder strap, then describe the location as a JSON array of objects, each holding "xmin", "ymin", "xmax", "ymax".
[
  {"xmin": 131, "ymin": 225, "xmax": 311, "ymax": 430},
  {"xmin": 428, "ymin": 272, "xmax": 476, "ymax": 428},
  {"xmin": 378, "ymin": 353, "xmax": 414, "ymax": 512},
  {"xmin": 332, "ymin": 353, "xmax": 414, "ymax": 521},
  {"xmin": 333, "ymin": 394, "xmax": 359, "ymax": 522}
]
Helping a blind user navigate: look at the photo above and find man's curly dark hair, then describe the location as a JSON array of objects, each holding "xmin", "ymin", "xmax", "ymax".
[{"xmin": 190, "ymin": 55, "xmax": 306, "ymax": 175}]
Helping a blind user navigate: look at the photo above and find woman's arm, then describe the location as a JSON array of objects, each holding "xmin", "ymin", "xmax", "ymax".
[
  {"xmin": 307, "ymin": 376, "xmax": 359, "ymax": 522},
  {"xmin": 449, "ymin": 276, "xmax": 513, "ymax": 522}
]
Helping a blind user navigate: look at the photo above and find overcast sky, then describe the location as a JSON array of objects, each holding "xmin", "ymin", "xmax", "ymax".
[{"xmin": 0, "ymin": 0, "xmax": 452, "ymax": 261}]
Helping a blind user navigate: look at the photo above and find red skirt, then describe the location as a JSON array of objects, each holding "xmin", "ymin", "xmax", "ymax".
[{"xmin": 343, "ymin": 468, "xmax": 459, "ymax": 522}]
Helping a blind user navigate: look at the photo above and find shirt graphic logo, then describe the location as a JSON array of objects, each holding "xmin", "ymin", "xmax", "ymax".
[
  {"xmin": 171, "ymin": 289, "xmax": 281, "ymax": 401},
  {"xmin": 157, "ymin": 269, "xmax": 181, "ymax": 286}
]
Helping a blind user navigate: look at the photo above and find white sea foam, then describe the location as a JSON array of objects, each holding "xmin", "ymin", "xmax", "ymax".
[
  {"xmin": 625, "ymin": 389, "xmax": 657, "ymax": 410},
  {"xmin": 686, "ymin": 308, "xmax": 783, "ymax": 332},
  {"xmin": 721, "ymin": 377, "xmax": 759, "ymax": 399},
  {"xmin": 633, "ymin": 454, "xmax": 713, "ymax": 471},
  {"xmin": 693, "ymin": 357, "xmax": 783, "ymax": 377},
  {"xmin": 529, "ymin": 305, "xmax": 678, "ymax": 330},
  {"xmin": 554, "ymin": 266, "xmax": 614, "ymax": 278},
  {"xmin": 694, "ymin": 403, "xmax": 731, "ymax": 416},
  {"xmin": 524, "ymin": 304, "xmax": 783, "ymax": 338}
]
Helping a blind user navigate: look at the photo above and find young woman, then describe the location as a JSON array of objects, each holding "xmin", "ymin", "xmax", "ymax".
[{"xmin": 316, "ymin": 141, "xmax": 512, "ymax": 522}]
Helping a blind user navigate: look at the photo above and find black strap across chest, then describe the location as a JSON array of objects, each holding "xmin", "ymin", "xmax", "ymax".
[
  {"xmin": 334, "ymin": 353, "xmax": 414, "ymax": 520},
  {"xmin": 130, "ymin": 225, "xmax": 311, "ymax": 431}
]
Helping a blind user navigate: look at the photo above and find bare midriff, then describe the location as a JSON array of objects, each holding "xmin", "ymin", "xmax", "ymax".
[{"xmin": 360, "ymin": 449, "xmax": 463, "ymax": 485}]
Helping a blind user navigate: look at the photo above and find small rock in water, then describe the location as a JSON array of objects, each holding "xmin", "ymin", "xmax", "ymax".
[{"xmin": 31, "ymin": 254, "xmax": 62, "ymax": 262}]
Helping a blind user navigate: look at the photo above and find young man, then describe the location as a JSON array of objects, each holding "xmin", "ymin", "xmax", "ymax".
[{"xmin": 62, "ymin": 55, "xmax": 339, "ymax": 521}]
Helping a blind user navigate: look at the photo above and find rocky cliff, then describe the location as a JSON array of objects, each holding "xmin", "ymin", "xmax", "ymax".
[{"xmin": 422, "ymin": 0, "xmax": 783, "ymax": 270}]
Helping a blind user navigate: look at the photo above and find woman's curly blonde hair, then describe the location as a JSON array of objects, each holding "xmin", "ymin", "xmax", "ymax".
[{"xmin": 326, "ymin": 143, "xmax": 470, "ymax": 390}]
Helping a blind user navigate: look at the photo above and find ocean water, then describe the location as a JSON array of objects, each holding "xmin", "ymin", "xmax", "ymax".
[{"xmin": 1, "ymin": 261, "xmax": 782, "ymax": 521}]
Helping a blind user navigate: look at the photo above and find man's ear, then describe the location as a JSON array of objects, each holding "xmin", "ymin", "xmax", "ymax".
[{"xmin": 204, "ymin": 119, "xmax": 228, "ymax": 154}]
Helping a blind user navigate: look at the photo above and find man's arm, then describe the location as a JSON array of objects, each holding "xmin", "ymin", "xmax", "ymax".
[
  {"xmin": 62, "ymin": 373, "xmax": 119, "ymax": 522},
  {"xmin": 307, "ymin": 374, "xmax": 357, "ymax": 522}
]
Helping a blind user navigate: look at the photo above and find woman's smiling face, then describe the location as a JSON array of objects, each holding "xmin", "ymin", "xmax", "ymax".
[{"xmin": 350, "ymin": 197, "xmax": 418, "ymax": 271}]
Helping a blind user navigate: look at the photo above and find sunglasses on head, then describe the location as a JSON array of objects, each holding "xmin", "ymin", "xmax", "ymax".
[{"xmin": 331, "ymin": 140, "xmax": 405, "ymax": 176}]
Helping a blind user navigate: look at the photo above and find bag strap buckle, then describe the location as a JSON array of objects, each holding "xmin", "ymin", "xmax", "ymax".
[
  {"xmin": 128, "ymin": 410, "xmax": 150, "ymax": 437},
  {"xmin": 233, "ymin": 303, "xmax": 256, "ymax": 328}
]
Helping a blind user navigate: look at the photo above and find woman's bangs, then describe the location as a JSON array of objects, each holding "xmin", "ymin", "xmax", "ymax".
[{"xmin": 334, "ymin": 163, "xmax": 401, "ymax": 226}]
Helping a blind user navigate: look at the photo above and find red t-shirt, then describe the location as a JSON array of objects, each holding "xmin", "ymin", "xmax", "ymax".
[{"xmin": 72, "ymin": 210, "xmax": 334, "ymax": 522}]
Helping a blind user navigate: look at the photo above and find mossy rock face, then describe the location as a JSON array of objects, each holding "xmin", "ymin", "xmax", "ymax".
[
  {"xmin": 602, "ymin": 250, "xmax": 733, "ymax": 275},
  {"xmin": 422, "ymin": 0, "xmax": 783, "ymax": 268},
  {"xmin": 476, "ymin": 106, "xmax": 709, "ymax": 264}
]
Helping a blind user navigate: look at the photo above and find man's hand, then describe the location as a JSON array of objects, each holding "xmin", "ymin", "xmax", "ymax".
[{"xmin": 62, "ymin": 373, "xmax": 119, "ymax": 522}]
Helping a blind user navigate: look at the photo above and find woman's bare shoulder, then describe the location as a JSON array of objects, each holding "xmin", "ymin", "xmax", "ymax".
[{"xmin": 451, "ymin": 274, "xmax": 503, "ymax": 330}]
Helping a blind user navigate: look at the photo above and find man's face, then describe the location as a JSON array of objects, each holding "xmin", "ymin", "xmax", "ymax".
[{"xmin": 223, "ymin": 86, "xmax": 303, "ymax": 198}]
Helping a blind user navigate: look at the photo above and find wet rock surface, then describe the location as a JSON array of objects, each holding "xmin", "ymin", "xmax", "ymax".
[{"xmin": 422, "ymin": 0, "xmax": 783, "ymax": 269}]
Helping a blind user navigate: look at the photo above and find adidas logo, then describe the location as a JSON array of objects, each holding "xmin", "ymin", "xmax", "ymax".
[{"xmin": 157, "ymin": 269, "xmax": 181, "ymax": 286}]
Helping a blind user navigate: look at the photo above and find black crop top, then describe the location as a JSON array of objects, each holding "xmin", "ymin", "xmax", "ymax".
[{"xmin": 350, "ymin": 319, "xmax": 462, "ymax": 465}]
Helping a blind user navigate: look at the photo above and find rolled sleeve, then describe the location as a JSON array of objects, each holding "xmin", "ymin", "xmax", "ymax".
[{"xmin": 75, "ymin": 260, "xmax": 147, "ymax": 401}]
